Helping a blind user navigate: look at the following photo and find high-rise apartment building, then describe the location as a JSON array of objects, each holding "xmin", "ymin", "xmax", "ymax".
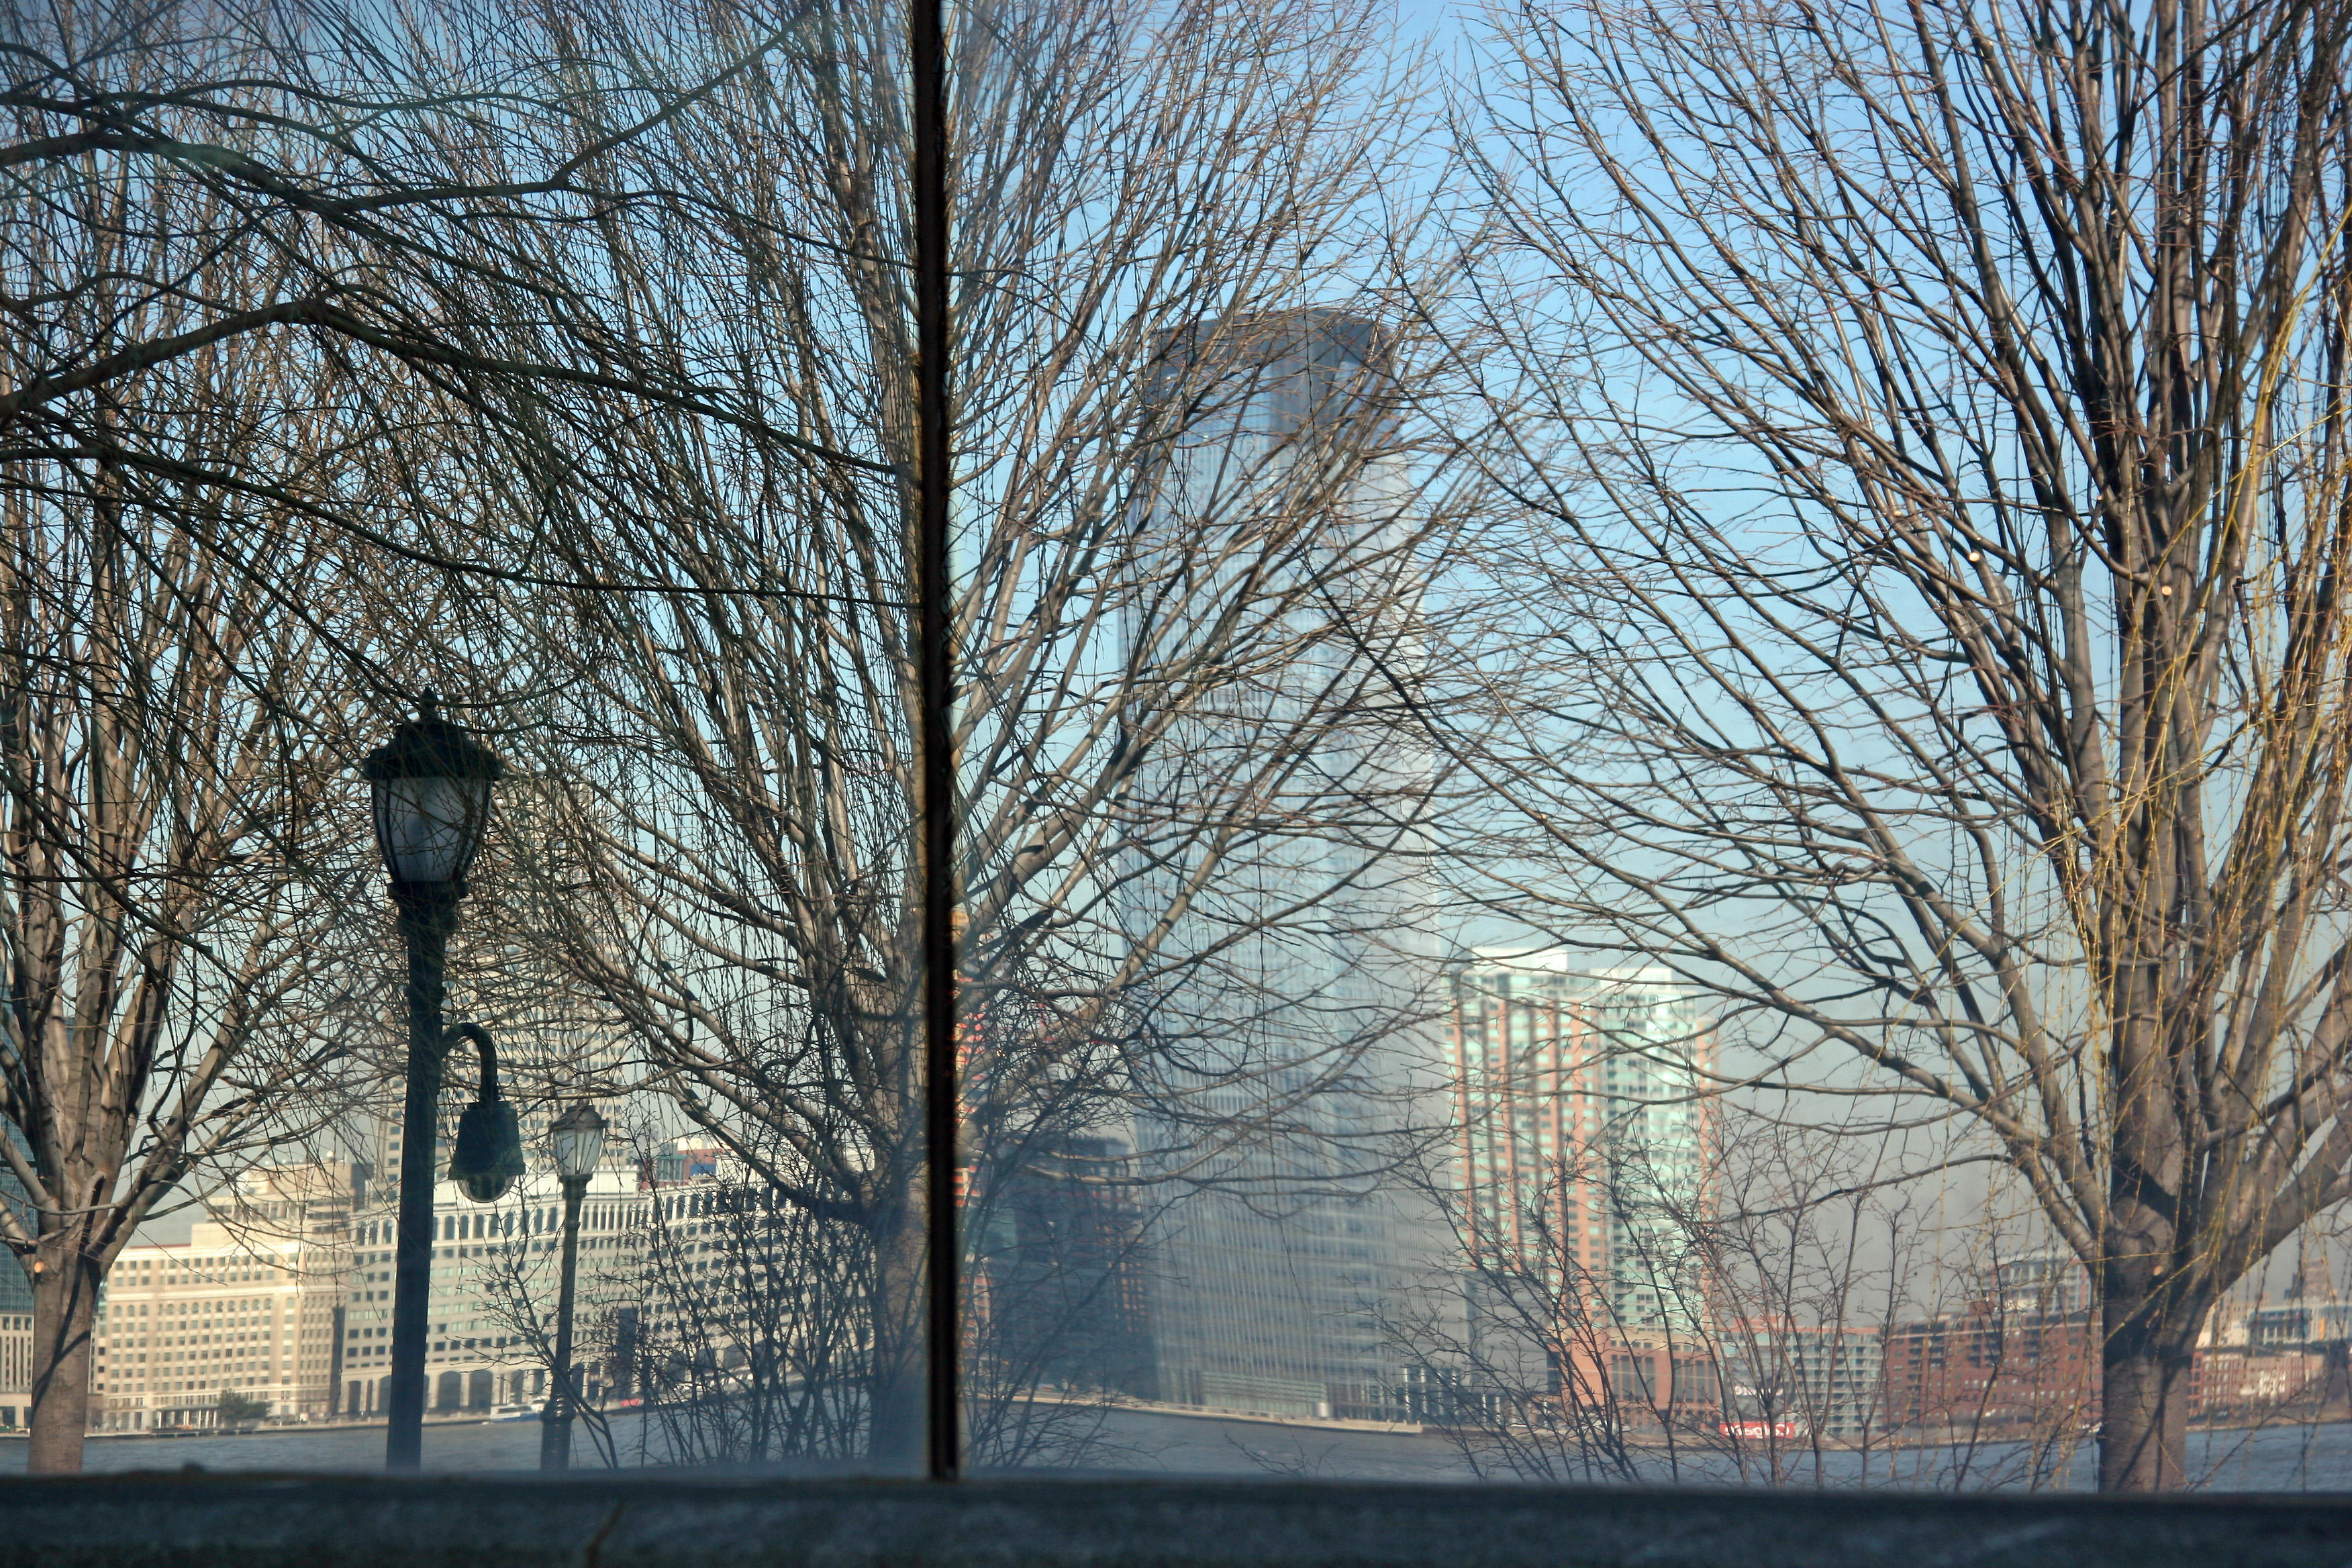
[
  {"xmin": 1992, "ymin": 1251, "xmax": 2091, "ymax": 1316},
  {"xmin": 1124, "ymin": 310, "xmax": 1442, "ymax": 1422},
  {"xmin": 1447, "ymin": 951, "xmax": 1714, "ymax": 1335}
]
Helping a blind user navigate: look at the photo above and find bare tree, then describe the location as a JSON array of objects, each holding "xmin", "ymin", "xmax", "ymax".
[
  {"xmin": 0, "ymin": 340, "xmax": 385, "ymax": 1470},
  {"xmin": 1, "ymin": 0, "xmax": 877, "ymax": 543},
  {"xmin": 0, "ymin": 0, "xmax": 900, "ymax": 1471},
  {"xmin": 616, "ymin": 1171, "xmax": 879, "ymax": 1470},
  {"xmin": 1435, "ymin": 0, "xmax": 2352, "ymax": 1489},
  {"xmin": 464, "ymin": 0, "xmax": 1450, "ymax": 1466},
  {"xmin": 1381, "ymin": 1146, "xmax": 1659, "ymax": 1485}
]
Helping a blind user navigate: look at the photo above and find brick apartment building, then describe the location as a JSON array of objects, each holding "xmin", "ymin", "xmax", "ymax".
[
  {"xmin": 1883, "ymin": 1253, "xmax": 2347, "ymax": 1436},
  {"xmin": 1883, "ymin": 1303, "xmax": 2098, "ymax": 1436}
]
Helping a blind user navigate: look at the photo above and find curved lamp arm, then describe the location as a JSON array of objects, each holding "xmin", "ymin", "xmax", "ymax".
[
  {"xmin": 445, "ymin": 1022, "xmax": 524, "ymax": 1201},
  {"xmin": 448, "ymin": 1021, "xmax": 501, "ymax": 1104}
]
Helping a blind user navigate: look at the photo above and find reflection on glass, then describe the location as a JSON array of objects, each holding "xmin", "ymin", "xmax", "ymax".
[{"xmin": 1118, "ymin": 311, "xmax": 1443, "ymax": 1430}]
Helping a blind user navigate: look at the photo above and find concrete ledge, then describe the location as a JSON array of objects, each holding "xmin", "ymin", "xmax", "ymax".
[{"xmin": 0, "ymin": 1473, "xmax": 2349, "ymax": 1568}]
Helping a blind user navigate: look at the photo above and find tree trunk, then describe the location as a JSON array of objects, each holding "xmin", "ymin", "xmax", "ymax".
[
  {"xmin": 866, "ymin": 1191, "xmax": 930, "ymax": 1470},
  {"xmin": 26, "ymin": 1229, "xmax": 102, "ymax": 1474},
  {"xmin": 2098, "ymin": 1284, "xmax": 2198, "ymax": 1491}
]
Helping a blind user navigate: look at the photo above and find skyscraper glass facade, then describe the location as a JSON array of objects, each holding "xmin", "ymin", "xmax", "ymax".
[{"xmin": 1122, "ymin": 310, "xmax": 1441, "ymax": 1422}]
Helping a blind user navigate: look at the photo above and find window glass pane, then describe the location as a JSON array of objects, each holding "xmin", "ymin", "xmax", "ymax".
[{"xmin": 13, "ymin": 0, "xmax": 2352, "ymax": 1509}]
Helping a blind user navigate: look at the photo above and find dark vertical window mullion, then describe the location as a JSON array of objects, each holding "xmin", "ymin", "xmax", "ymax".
[{"xmin": 911, "ymin": 0, "xmax": 959, "ymax": 1486}]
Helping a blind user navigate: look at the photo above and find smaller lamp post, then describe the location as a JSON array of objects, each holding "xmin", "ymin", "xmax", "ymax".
[{"xmin": 542, "ymin": 1101, "xmax": 607, "ymax": 1471}]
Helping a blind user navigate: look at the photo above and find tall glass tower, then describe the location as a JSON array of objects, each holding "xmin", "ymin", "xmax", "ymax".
[{"xmin": 1120, "ymin": 310, "xmax": 1441, "ymax": 1422}]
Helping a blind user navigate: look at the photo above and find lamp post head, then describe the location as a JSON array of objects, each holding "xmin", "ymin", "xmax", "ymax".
[
  {"xmin": 449, "ymin": 1100, "xmax": 526, "ymax": 1203},
  {"xmin": 550, "ymin": 1102, "xmax": 608, "ymax": 1183},
  {"xmin": 364, "ymin": 692, "xmax": 505, "ymax": 894}
]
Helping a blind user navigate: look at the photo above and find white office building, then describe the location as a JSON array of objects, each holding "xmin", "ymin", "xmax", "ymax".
[
  {"xmin": 336, "ymin": 1169, "xmax": 644, "ymax": 1419},
  {"xmin": 90, "ymin": 1164, "xmax": 357, "ymax": 1430}
]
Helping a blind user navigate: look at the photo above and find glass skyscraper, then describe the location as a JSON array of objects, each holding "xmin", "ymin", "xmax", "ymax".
[{"xmin": 1120, "ymin": 309, "xmax": 1442, "ymax": 1422}]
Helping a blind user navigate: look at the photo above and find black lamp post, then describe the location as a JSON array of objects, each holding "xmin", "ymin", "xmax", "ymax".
[
  {"xmin": 541, "ymin": 1101, "xmax": 607, "ymax": 1471},
  {"xmin": 364, "ymin": 693, "xmax": 504, "ymax": 1472}
]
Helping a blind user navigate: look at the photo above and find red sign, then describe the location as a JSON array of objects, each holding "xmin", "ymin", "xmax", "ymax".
[{"xmin": 1720, "ymin": 1420, "xmax": 1802, "ymax": 1439}]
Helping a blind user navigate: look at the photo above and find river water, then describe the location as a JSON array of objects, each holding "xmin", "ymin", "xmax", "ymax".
[{"xmin": 5, "ymin": 1409, "xmax": 2347, "ymax": 1491}]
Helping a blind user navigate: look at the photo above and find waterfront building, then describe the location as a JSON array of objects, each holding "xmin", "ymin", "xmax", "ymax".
[
  {"xmin": 1123, "ymin": 309, "xmax": 1444, "ymax": 1423},
  {"xmin": 336, "ymin": 1169, "xmax": 644, "ymax": 1419},
  {"xmin": 2247, "ymin": 1299, "xmax": 2352, "ymax": 1351},
  {"xmin": 618, "ymin": 1154, "xmax": 856, "ymax": 1425},
  {"xmin": 1573, "ymin": 1332, "xmax": 1726, "ymax": 1435},
  {"xmin": 652, "ymin": 1144, "xmax": 725, "ymax": 1185},
  {"xmin": 84, "ymin": 1154, "xmax": 652, "ymax": 1430},
  {"xmin": 1890, "ymin": 1294, "xmax": 2345, "ymax": 1434},
  {"xmin": 2247, "ymin": 1253, "xmax": 2352, "ymax": 1351},
  {"xmin": 1884, "ymin": 1297, "xmax": 2096, "ymax": 1437},
  {"xmin": 1447, "ymin": 952, "xmax": 1715, "ymax": 1336},
  {"xmin": 88, "ymin": 1165, "xmax": 358, "ymax": 1430},
  {"xmin": 1712, "ymin": 1322, "xmax": 1886, "ymax": 1441},
  {"xmin": 1993, "ymin": 1251, "xmax": 2091, "ymax": 1316},
  {"xmin": 2192, "ymin": 1344, "xmax": 2334, "ymax": 1418},
  {"xmin": 64, "ymin": 1130, "xmax": 673, "ymax": 1434}
]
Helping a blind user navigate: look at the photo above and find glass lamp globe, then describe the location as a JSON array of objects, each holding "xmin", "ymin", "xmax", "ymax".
[
  {"xmin": 550, "ymin": 1103, "xmax": 607, "ymax": 1181},
  {"xmin": 363, "ymin": 693, "xmax": 505, "ymax": 888}
]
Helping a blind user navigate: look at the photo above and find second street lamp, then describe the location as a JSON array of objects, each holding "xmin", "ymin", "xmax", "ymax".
[
  {"xmin": 542, "ymin": 1101, "xmax": 607, "ymax": 1471},
  {"xmin": 364, "ymin": 693, "xmax": 503, "ymax": 1473}
]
